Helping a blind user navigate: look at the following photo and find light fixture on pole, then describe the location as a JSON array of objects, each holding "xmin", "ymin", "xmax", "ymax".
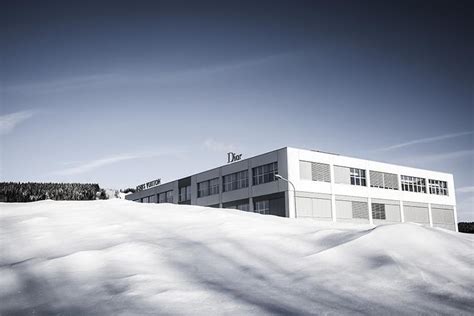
[{"xmin": 275, "ymin": 174, "xmax": 297, "ymax": 218}]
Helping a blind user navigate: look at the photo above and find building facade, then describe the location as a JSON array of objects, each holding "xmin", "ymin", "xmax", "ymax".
[{"xmin": 126, "ymin": 147, "xmax": 458, "ymax": 231}]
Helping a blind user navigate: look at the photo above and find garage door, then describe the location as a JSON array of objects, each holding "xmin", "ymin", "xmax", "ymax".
[
  {"xmin": 335, "ymin": 195, "xmax": 369, "ymax": 223},
  {"xmin": 295, "ymin": 196, "xmax": 332, "ymax": 220},
  {"xmin": 431, "ymin": 205, "xmax": 456, "ymax": 231},
  {"xmin": 403, "ymin": 202, "xmax": 429, "ymax": 224}
]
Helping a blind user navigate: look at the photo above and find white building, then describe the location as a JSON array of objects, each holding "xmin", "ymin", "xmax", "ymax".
[{"xmin": 126, "ymin": 147, "xmax": 457, "ymax": 231}]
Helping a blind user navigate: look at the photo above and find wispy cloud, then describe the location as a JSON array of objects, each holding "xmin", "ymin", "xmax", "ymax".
[
  {"xmin": 456, "ymin": 186, "xmax": 474, "ymax": 194},
  {"xmin": 52, "ymin": 150, "xmax": 181, "ymax": 176},
  {"xmin": 5, "ymin": 74, "xmax": 126, "ymax": 95},
  {"xmin": 0, "ymin": 110, "xmax": 35, "ymax": 135},
  {"xmin": 414, "ymin": 149, "xmax": 474, "ymax": 163},
  {"xmin": 378, "ymin": 131, "xmax": 473, "ymax": 151},
  {"xmin": 456, "ymin": 195, "xmax": 474, "ymax": 221},
  {"xmin": 203, "ymin": 138, "xmax": 236, "ymax": 152},
  {"xmin": 156, "ymin": 52, "xmax": 293, "ymax": 82},
  {"xmin": 5, "ymin": 52, "xmax": 294, "ymax": 95}
]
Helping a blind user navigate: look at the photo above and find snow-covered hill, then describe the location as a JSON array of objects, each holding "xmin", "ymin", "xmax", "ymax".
[{"xmin": 1, "ymin": 200, "xmax": 473, "ymax": 315}]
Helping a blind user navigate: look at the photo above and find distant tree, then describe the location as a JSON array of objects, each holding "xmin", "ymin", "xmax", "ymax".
[
  {"xmin": 98, "ymin": 189, "xmax": 108, "ymax": 200},
  {"xmin": 0, "ymin": 182, "xmax": 103, "ymax": 202},
  {"xmin": 122, "ymin": 188, "xmax": 136, "ymax": 194},
  {"xmin": 458, "ymin": 222, "xmax": 474, "ymax": 234}
]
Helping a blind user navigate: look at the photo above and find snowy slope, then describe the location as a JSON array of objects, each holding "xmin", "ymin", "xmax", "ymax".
[{"xmin": 1, "ymin": 200, "xmax": 473, "ymax": 315}]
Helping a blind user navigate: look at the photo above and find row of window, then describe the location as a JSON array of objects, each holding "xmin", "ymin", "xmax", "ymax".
[
  {"xmin": 210, "ymin": 199, "xmax": 270, "ymax": 214},
  {"xmin": 428, "ymin": 179, "xmax": 449, "ymax": 196},
  {"xmin": 302, "ymin": 161, "xmax": 448, "ymax": 196},
  {"xmin": 197, "ymin": 162, "xmax": 279, "ymax": 198},
  {"xmin": 400, "ymin": 176, "xmax": 426, "ymax": 193},
  {"xmin": 223, "ymin": 170, "xmax": 248, "ymax": 192},
  {"xmin": 139, "ymin": 193, "xmax": 271, "ymax": 216},
  {"xmin": 226, "ymin": 202, "xmax": 250, "ymax": 212},
  {"xmin": 137, "ymin": 163, "xmax": 279, "ymax": 203}
]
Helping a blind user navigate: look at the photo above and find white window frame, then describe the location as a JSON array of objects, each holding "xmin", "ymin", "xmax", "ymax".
[
  {"xmin": 401, "ymin": 175, "xmax": 426, "ymax": 193},
  {"xmin": 223, "ymin": 170, "xmax": 249, "ymax": 192},
  {"xmin": 350, "ymin": 168, "xmax": 366, "ymax": 186},
  {"xmin": 428, "ymin": 179, "xmax": 448, "ymax": 196}
]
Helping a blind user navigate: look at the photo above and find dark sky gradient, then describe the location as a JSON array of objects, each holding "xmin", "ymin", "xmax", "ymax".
[{"xmin": 1, "ymin": 1, "xmax": 473, "ymax": 219}]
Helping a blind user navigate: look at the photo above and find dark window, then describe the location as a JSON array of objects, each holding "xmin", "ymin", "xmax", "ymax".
[
  {"xmin": 227, "ymin": 203, "xmax": 250, "ymax": 212},
  {"xmin": 179, "ymin": 185, "xmax": 191, "ymax": 202},
  {"xmin": 158, "ymin": 190, "xmax": 173, "ymax": 203},
  {"xmin": 252, "ymin": 162, "xmax": 278, "ymax": 186},
  {"xmin": 223, "ymin": 170, "xmax": 249, "ymax": 192},
  {"xmin": 197, "ymin": 178, "xmax": 219, "ymax": 198},
  {"xmin": 254, "ymin": 200, "xmax": 270, "ymax": 214}
]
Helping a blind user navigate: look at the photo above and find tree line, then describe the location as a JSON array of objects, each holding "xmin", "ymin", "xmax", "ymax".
[
  {"xmin": 458, "ymin": 222, "xmax": 474, "ymax": 234},
  {"xmin": 0, "ymin": 182, "xmax": 106, "ymax": 202}
]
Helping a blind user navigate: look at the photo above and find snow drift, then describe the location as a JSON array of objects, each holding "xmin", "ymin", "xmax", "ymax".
[{"xmin": 1, "ymin": 200, "xmax": 473, "ymax": 315}]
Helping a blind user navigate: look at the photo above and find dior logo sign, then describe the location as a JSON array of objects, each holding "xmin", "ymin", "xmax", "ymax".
[{"xmin": 227, "ymin": 152, "xmax": 242, "ymax": 163}]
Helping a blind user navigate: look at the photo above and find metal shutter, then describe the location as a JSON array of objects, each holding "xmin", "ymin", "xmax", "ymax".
[
  {"xmin": 352, "ymin": 201, "xmax": 369, "ymax": 219},
  {"xmin": 372, "ymin": 203, "xmax": 386, "ymax": 220},
  {"xmin": 334, "ymin": 166, "xmax": 350, "ymax": 184},
  {"xmin": 384, "ymin": 173, "xmax": 399, "ymax": 190},
  {"xmin": 296, "ymin": 197, "xmax": 313, "ymax": 217},
  {"xmin": 385, "ymin": 204, "xmax": 401, "ymax": 222},
  {"xmin": 370, "ymin": 171, "xmax": 384, "ymax": 188},
  {"xmin": 336, "ymin": 200, "xmax": 352, "ymax": 219},
  {"xmin": 299, "ymin": 161, "xmax": 312, "ymax": 180},
  {"xmin": 312, "ymin": 163, "xmax": 331, "ymax": 182},
  {"xmin": 404, "ymin": 205, "xmax": 430, "ymax": 224},
  {"xmin": 296, "ymin": 197, "xmax": 332, "ymax": 219},
  {"xmin": 431, "ymin": 207, "xmax": 455, "ymax": 231},
  {"xmin": 313, "ymin": 198, "xmax": 332, "ymax": 218}
]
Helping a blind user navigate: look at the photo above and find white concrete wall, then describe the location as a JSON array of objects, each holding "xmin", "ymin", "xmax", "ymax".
[{"xmin": 286, "ymin": 147, "xmax": 457, "ymax": 231}]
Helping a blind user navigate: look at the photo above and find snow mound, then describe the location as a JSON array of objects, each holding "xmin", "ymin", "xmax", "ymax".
[{"xmin": 1, "ymin": 200, "xmax": 473, "ymax": 315}]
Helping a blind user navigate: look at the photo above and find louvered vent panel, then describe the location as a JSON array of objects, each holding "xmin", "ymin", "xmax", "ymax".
[
  {"xmin": 370, "ymin": 171, "xmax": 384, "ymax": 188},
  {"xmin": 311, "ymin": 163, "xmax": 331, "ymax": 182},
  {"xmin": 384, "ymin": 173, "xmax": 398, "ymax": 190},
  {"xmin": 352, "ymin": 201, "xmax": 368, "ymax": 219},
  {"xmin": 371, "ymin": 203, "xmax": 386, "ymax": 220}
]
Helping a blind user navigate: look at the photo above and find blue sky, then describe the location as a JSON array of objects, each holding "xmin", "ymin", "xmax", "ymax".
[{"xmin": 1, "ymin": 1, "xmax": 473, "ymax": 220}]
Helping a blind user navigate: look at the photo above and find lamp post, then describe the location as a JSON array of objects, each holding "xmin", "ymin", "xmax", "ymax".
[{"xmin": 275, "ymin": 174, "xmax": 297, "ymax": 218}]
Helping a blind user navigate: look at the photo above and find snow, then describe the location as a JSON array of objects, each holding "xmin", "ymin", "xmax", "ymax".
[
  {"xmin": 1, "ymin": 200, "xmax": 473, "ymax": 315},
  {"xmin": 102, "ymin": 188, "xmax": 128, "ymax": 199}
]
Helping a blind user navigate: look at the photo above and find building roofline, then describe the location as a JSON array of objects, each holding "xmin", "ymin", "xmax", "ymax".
[
  {"xmin": 133, "ymin": 145, "xmax": 453, "ymax": 194},
  {"xmin": 285, "ymin": 146, "xmax": 453, "ymax": 176}
]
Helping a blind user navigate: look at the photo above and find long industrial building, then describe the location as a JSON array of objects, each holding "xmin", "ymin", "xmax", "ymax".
[{"xmin": 126, "ymin": 147, "xmax": 458, "ymax": 231}]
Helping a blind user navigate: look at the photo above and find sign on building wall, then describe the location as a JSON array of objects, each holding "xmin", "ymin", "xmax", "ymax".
[
  {"xmin": 227, "ymin": 152, "xmax": 242, "ymax": 163},
  {"xmin": 136, "ymin": 179, "xmax": 161, "ymax": 191}
]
